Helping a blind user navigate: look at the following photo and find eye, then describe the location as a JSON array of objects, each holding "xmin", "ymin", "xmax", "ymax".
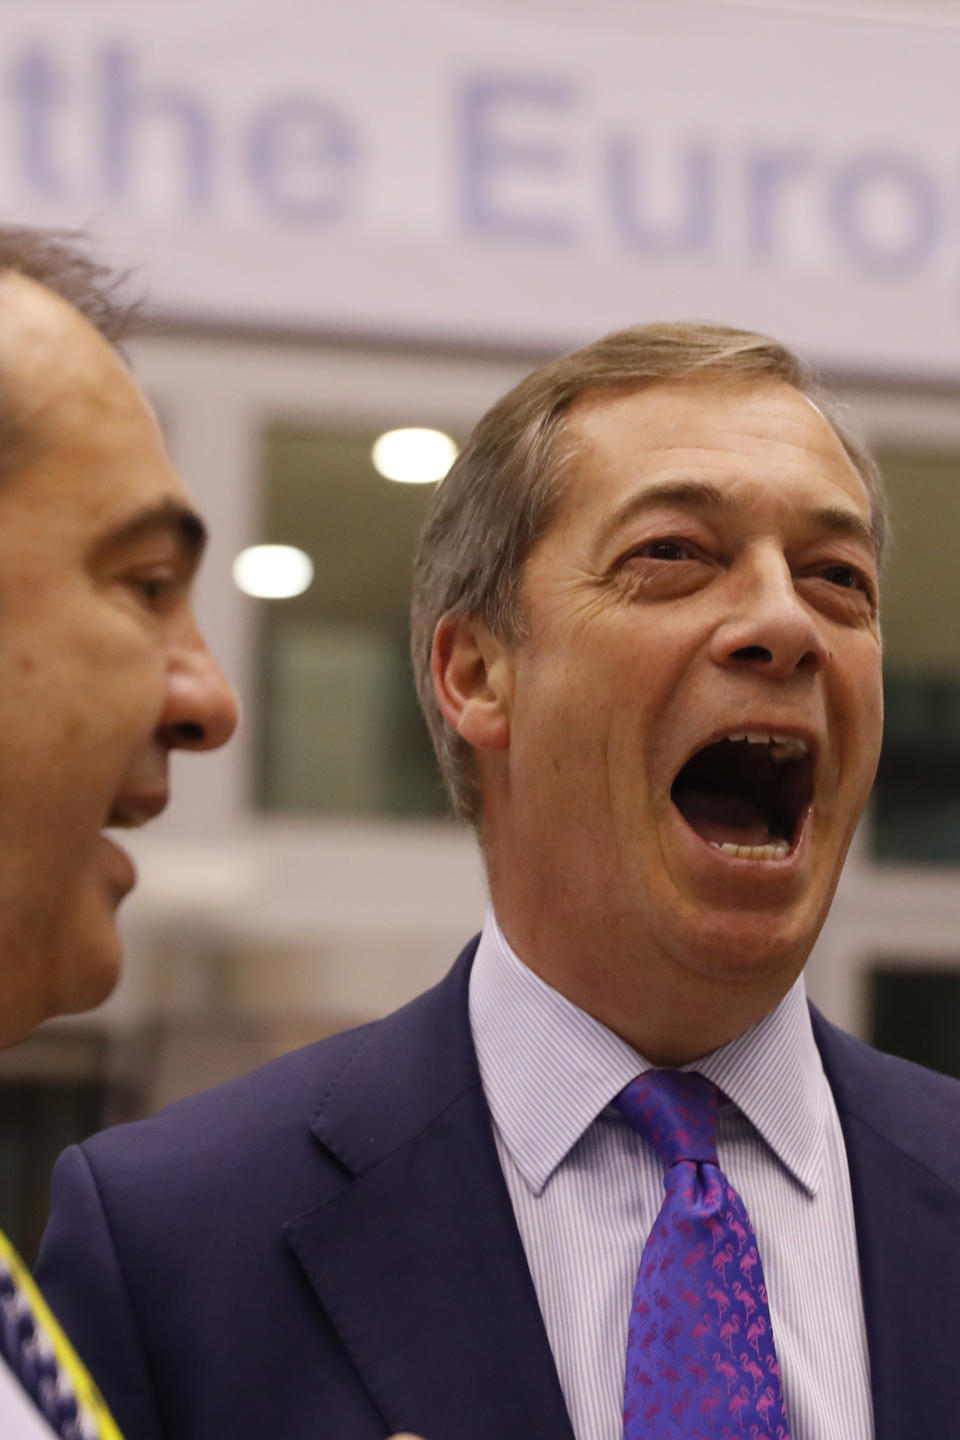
[
  {"xmin": 817, "ymin": 563, "xmax": 878, "ymax": 607},
  {"xmin": 128, "ymin": 569, "xmax": 184, "ymax": 612},
  {"xmin": 800, "ymin": 560, "xmax": 878, "ymax": 619},
  {"xmin": 138, "ymin": 577, "xmax": 169, "ymax": 602},
  {"xmin": 611, "ymin": 534, "xmax": 715, "ymax": 602},
  {"xmin": 821, "ymin": 563, "xmax": 865, "ymax": 591},
  {"xmin": 626, "ymin": 538, "xmax": 702, "ymax": 563},
  {"xmin": 644, "ymin": 539, "xmax": 692, "ymax": 561}
]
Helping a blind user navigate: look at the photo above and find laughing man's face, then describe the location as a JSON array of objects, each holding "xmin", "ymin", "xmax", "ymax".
[{"xmin": 486, "ymin": 375, "xmax": 883, "ymax": 1003}]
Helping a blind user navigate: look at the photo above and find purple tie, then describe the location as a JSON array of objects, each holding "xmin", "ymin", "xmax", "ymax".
[{"xmin": 615, "ymin": 1070, "xmax": 792, "ymax": 1440}]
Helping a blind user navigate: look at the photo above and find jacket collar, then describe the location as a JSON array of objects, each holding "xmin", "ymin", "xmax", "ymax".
[{"xmin": 285, "ymin": 940, "xmax": 575, "ymax": 1440}]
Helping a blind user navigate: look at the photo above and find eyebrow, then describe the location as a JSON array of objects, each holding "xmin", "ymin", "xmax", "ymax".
[
  {"xmin": 595, "ymin": 478, "xmax": 879, "ymax": 556},
  {"xmin": 808, "ymin": 503, "xmax": 878, "ymax": 552},
  {"xmin": 88, "ymin": 498, "xmax": 208, "ymax": 566}
]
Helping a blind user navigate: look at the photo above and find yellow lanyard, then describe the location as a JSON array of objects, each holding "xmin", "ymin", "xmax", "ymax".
[{"xmin": 0, "ymin": 1230, "xmax": 124, "ymax": 1440}]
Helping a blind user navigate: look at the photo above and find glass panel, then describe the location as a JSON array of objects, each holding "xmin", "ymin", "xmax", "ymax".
[
  {"xmin": 871, "ymin": 446, "xmax": 960, "ymax": 863},
  {"xmin": 255, "ymin": 425, "xmax": 452, "ymax": 817},
  {"xmin": 870, "ymin": 965, "xmax": 960, "ymax": 1079},
  {"xmin": 874, "ymin": 673, "xmax": 960, "ymax": 862}
]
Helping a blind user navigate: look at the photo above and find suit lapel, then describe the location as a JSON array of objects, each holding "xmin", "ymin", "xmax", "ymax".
[
  {"xmin": 813, "ymin": 1010, "xmax": 960, "ymax": 1440},
  {"xmin": 285, "ymin": 946, "xmax": 575, "ymax": 1440}
]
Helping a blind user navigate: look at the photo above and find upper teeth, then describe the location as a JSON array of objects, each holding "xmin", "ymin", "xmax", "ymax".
[{"xmin": 727, "ymin": 732, "xmax": 809, "ymax": 762}]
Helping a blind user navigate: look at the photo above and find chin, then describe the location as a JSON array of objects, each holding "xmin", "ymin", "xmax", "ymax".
[
  {"xmin": 665, "ymin": 903, "xmax": 824, "ymax": 988},
  {"xmin": 64, "ymin": 966, "xmax": 121, "ymax": 1017},
  {"xmin": 52, "ymin": 928, "xmax": 125, "ymax": 1019}
]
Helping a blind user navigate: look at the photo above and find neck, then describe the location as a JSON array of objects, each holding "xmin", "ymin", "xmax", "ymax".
[{"xmin": 489, "ymin": 903, "xmax": 804, "ymax": 1066}]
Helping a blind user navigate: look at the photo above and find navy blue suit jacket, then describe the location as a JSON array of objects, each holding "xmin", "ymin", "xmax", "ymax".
[{"xmin": 35, "ymin": 941, "xmax": 960, "ymax": 1440}]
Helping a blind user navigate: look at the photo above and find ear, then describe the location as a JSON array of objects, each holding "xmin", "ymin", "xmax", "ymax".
[{"xmin": 430, "ymin": 612, "xmax": 512, "ymax": 752}]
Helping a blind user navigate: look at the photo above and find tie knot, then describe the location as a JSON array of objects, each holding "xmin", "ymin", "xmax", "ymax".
[{"xmin": 614, "ymin": 1069, "xmax": 720, "ymax": 1167}]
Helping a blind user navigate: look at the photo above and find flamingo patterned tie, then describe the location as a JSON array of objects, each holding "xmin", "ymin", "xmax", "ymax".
[{"xmin": 615, "ymin": 1070, "xmax": 792, "ymax": 1440}]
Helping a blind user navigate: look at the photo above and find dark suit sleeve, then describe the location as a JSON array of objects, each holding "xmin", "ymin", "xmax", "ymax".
[{"xmin": 36, "ymin": 1144, "xmax": 164, "ymax": 1440}]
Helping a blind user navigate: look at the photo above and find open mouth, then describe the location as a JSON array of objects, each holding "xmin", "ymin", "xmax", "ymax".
[{"xmin": 671, "ymin": 732, "xmax": 815, "ymax": 861}]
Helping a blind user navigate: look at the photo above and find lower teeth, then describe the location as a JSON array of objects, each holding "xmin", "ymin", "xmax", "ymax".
[{"xmin": 710, "ymin": 841, "xmax": 789, "ymax": 860}]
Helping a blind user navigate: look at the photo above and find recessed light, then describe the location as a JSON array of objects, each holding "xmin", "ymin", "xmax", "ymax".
[
  {"xmin": 371, "ymin": 427, "xmax": 458, "ymax": 484},
  {"xmin": 232, "ymin": 545, "xmax": 314, "ymax": 599}
]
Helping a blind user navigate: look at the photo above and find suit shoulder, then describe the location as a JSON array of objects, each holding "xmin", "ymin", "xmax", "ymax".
[
  {"xmin": 813, "ymin": 1007, "xmax": 960, "ymax": 1177},
  {"xmin": 815, "ymin": 1006, "xmax": 960, "ymax": 1100},
  {"xmin": 77, "ymin": 943, "xmax": 478, "ymax": 1192},
  {"xmin": 82, "ymin": 1019, "xmax": 375, "ymax": 1178}
]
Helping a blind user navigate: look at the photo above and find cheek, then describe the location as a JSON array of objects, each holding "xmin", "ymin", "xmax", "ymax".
[
  {"xmin": 74, "ymin": 648, "xmax": 168, "ymax": 744},
  {"xmin": 831, "ymin": 654, "xmax": 883, "ymax": 805},
  {"xmin": 851, "ymin": 649, "xmax": 885, "ymax": 741},
  {"xmin": 512, "ymin": 607, "xmax": 696, "ymax": 764}
]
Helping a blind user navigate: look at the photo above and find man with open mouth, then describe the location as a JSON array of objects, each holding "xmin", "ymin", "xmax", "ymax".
[
  {"xmin": 0, "ymin": 227, "xmax": 239, "ymax": 1438},
  {"xmin": 36, "ymin": 325, "xmax": 959, "ymax": 1440}
]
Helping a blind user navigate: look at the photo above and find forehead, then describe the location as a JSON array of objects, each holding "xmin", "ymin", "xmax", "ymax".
[
  {"xmin": 0, "ymin": 272, "xmax": 139, "ymax": 447},
  {"xmin": 0, "ymin": 272, "xmax": 192, "ymax": 527},
  {"xmin": 558, "ymin": 376, "xmax": 872, "ymax": 538}
]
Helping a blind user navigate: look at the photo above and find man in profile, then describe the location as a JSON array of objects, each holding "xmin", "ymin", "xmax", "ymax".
[
  {"xmin": 37, "ymin": 324, "xmax": 960, "ymax": 1438},
  {"xmin": 0, "ymin": 228, "xmax": 238, "ymax": 1436}
]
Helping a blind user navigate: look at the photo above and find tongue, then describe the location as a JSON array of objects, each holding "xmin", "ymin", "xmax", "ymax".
[{"xmin": 673, "ymin": 790, "xmax": 772, "ymax": 846}]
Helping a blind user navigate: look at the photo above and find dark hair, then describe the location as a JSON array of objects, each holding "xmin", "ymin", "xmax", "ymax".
[
  {"xmin": 0, "ymin": 227, "xmax": 138, "ymax": 345},
  {"xmin": 411, "ymin": 321, "xmax": 887, "ymax": 824}
]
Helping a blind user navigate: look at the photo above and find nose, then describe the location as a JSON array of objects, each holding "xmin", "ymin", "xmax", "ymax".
[
  {"xmin": 157, "ymin": 629, "xmax": 240, "ymax": 752},
  {"xmin": 709, "ymin": 548, "xmax": 828, "ymax": 679}
]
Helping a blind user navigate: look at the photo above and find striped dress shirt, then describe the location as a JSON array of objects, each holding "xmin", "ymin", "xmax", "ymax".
[{"xmin": 468, "ymin": 910, "xmax": 874, "ymax": 1440}]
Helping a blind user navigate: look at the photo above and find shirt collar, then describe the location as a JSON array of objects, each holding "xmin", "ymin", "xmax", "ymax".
[{"xmin": 469, "ymin": 908, "xmax": 826, "ymax": 1199}]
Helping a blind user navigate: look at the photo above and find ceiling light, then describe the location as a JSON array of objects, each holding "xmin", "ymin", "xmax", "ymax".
[
  {"xmin": 371, "ymin": 427, "xmax": 458, "ymax": 484},
  {"xmin": 232, "ymin": 545, "xmax": 314, "ymax": 599}
]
